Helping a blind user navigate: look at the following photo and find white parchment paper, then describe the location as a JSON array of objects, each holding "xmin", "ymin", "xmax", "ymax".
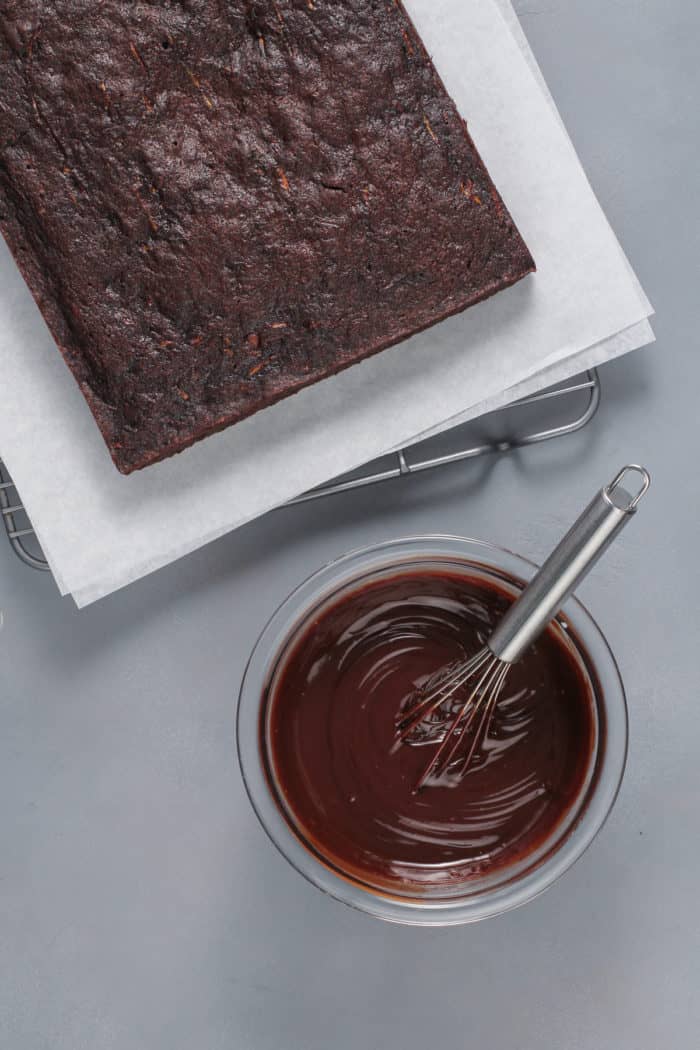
[{"xmin": 0, "ymin": 0, "xmax": 653, "ymax": 604}]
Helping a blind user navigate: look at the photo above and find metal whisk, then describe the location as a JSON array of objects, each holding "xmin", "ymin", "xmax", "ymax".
[{"xmin": 396, "ymin": 465, "xmax": 651, "ymax": 790}]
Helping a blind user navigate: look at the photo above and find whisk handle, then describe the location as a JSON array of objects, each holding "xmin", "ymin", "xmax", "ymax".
[{"xmin": 488, "ymin": 465, "xmax": 650, "ymax": 664}]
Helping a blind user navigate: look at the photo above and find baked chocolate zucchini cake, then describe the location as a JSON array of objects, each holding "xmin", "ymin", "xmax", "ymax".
[{"xmin": 0, "ymin": 1, "xmax": 534, "ymax": 472}]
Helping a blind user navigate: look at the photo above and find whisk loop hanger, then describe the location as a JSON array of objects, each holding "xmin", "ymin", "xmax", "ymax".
[{"xmin": 398, "ymin": 465, "xmax": 651, "ymax": 790}]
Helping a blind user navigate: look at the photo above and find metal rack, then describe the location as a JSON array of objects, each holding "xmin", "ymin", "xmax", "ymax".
[{"xmin": 1, "ymin": 369, "xmax": 600, "ymax": 572}]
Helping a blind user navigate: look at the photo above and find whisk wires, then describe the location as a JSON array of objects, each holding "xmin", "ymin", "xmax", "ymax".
[{"xmin": 396, "ymin": 648, "xmax": 511, "ymax": 791}]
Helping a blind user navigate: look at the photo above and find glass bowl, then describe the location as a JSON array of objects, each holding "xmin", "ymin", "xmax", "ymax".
[{"xmin": 237, "ymin": 536, "xmax": 627, "ymax": 926}]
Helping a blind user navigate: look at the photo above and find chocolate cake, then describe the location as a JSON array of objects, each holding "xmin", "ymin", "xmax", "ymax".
[{"xmin": 0, "ymin": 1, "xmax": 534, "ymax": 473}]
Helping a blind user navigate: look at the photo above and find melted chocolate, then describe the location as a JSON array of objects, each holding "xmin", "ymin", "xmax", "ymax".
[{"xmin": 263, "ymin": 568, "xmax": 596, "ymax": 894}]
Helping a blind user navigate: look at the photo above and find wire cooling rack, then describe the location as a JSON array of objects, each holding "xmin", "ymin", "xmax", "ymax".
[{"xmin": 0, "ymin": 369, "xmax": 600, "ymax": 573}]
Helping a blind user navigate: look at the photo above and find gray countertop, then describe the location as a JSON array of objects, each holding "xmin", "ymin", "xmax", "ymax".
[{"xmin": 1, "ymin": 1, "xmax": 698, "ymax": 1047}]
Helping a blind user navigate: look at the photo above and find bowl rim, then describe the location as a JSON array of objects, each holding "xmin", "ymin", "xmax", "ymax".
[{"xmin": 236, "ymin": 535, "xmax": 628, "ymax": 926}]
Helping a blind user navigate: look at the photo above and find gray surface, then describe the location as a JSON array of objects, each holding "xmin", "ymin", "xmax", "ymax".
[{"xmin": 1, "ymin": 1, "xmax": 698, "ymax": 1046}]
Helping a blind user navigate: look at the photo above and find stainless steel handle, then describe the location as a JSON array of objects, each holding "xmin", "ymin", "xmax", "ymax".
[{"xmin": 488, "ymin": 465, "xmax": 651, "ymax": 663}]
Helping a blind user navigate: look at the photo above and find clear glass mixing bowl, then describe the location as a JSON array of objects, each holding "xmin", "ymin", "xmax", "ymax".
[{"xmin": 237, "ymin": 537, "xmax": 628, "ymax": 926}]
